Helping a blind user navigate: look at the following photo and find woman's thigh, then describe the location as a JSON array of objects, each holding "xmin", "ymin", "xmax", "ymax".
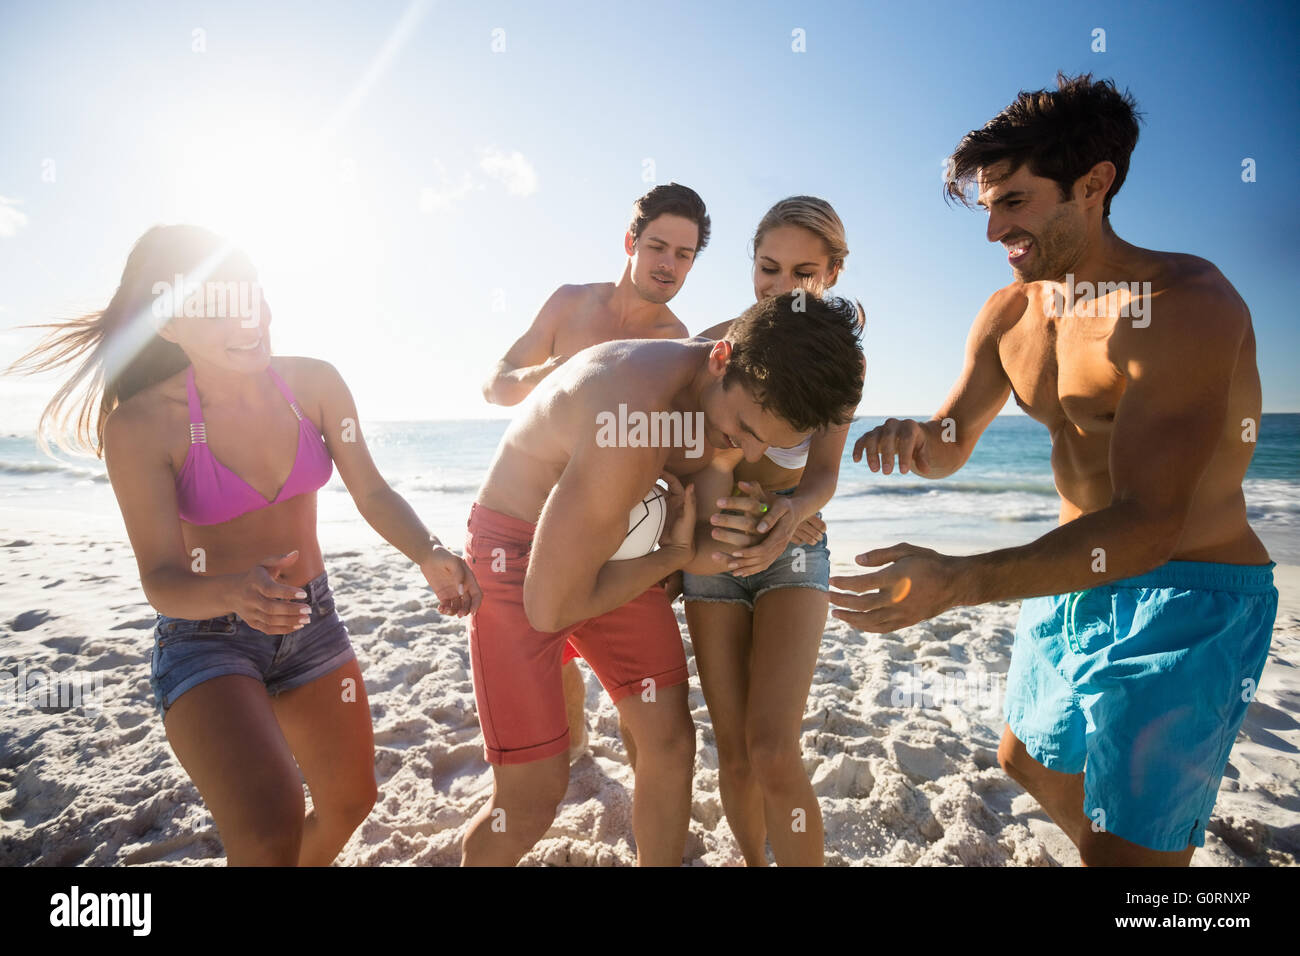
[
  {"xmin": 684, "ymin": 601, "xmax": 754, "ymax": 752},
  {"xmin": 748, "ymin": 586, "xmax": 827, "ymax": 743},
  {"xmin": 163, "ymin": 675, "xmax": 305, "ymax": 850},
  {"xmin": 270, "ymin": 658, "xmax": 376, "ymax": 814}
]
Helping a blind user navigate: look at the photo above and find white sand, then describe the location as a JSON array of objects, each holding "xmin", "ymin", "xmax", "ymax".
[{"xmin": 1, "ymin": 509, "xmax": 1297, "ymax": 866}]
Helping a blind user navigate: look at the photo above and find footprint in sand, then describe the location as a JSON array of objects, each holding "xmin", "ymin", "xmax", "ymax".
[
  {"xmin": 82, "ymin": 649, "xmax": 142, "ymax": 670},
  {"xmin": 927, "ymin": 621, "xmax": 969, "ymax": 641},
  {"xmin": 373, "ymin": 717, "xmax": 432, "ymax": 748},
  {"xmin": 431, "ymin": 742, "xmax": 490, "ymax": 791},
  {"xmin": 9, "ymin": 609, "xmax": 54, "ymax": 632},
  {"xmin": 40, "ymin": 636, "xmax": 83, "ymax": 655},
  {"xmin": 1242, "ymin": 699, "xmax": 1300, "ymax": 733},
  {"xmin": 343, "ymin": 614, "xmax": 386, "ymax": 635}
]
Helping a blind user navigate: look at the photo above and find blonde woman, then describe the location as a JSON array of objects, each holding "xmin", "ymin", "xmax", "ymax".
[
  {"xmin": 687, "ymin": 197, "xmax": 860, "ymax": 865},
  {"xmin": 8, "ymin": 224, "xmax": 480, "ymax": 865}
]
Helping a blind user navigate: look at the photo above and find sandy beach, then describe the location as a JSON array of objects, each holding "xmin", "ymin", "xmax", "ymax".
[{"xmin": 2, "ymin": 502, "xmax": 1296, "ymax": 868}]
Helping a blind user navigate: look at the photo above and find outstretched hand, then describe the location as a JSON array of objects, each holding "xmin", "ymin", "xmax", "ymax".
[
  {"xmin": 853, "ymin": 418, "xmax": 933, "ymax": 475},
  {"xmin": 828, "ymin": 542, "xmax": 960, "ymax": 632}
]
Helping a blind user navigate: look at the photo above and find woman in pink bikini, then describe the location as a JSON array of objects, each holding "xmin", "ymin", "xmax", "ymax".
[{"xmin": 11, "ymin": 224, "xmax": 480, "ymax": 865}]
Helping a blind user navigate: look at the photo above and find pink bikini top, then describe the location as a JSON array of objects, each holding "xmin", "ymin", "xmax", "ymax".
[{"xmin": 175, "ymin": 364, "xmax": 333, "ymax": 526}]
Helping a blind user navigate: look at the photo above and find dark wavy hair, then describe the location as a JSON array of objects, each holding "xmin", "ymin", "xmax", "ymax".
[
  {"xmin": 945, "ymin": 72, "xmax": 1143, "ymax": 218},
  {"xmin": 723, "ymin": 291, "xmax": 864, "ymax": 432},
  {"xmin": 628, "ymin": 182, "xmax": 711, "ymax": 253}
]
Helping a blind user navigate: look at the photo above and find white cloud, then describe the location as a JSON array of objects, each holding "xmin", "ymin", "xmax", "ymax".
[
  {"xmin": 0, "ymin": 195, "xmax": 28, "ymax": 238},
  {"xmin": 479, "ymin": 148, "xmax": 538, "ymax": 196},
  {"xmin": 419, "ymin": 178, "xmax": 477, "ymax": 212},
  {"xmin": 418, "ymin": 160, "xmax": 481, "ymax": 213}
]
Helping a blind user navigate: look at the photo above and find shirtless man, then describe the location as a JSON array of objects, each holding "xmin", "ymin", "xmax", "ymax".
[
  {"xmin": 482, "ymin": 183, "xmax": 709, "ymax": 765},
  {"xmin": 831, "ymin": 73, "xmax": 1277, "ymax": 866},
  {"xmin": 462, "ymin": 292, "xmax": 863, "ymax": 865}
]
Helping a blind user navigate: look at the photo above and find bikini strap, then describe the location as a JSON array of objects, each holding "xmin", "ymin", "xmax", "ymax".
[
  {"xmin": 265, "ymin": 365, "xmax": 305, "ymax": 422},
  {"xmin": 184, "ymin": 366, "xmax": 207, "ymax": 444}
]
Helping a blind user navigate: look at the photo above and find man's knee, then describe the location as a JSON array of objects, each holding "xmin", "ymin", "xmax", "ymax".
[
  {"xmin": 489, "ymin": 771, "xmax": 569, "ymax": 840},
  {"xmin": 997, "ymin": 726, "xmax": 1039, "ymax": 784},
  {"xmin": 1077, "ymin": 827, "xmax": 1194, "ymax": 867},
  {"xmin": 627, "ymin": 702, "xmax": 695, "ymax": 770}
]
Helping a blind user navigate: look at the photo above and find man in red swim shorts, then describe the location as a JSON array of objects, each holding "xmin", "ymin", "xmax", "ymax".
[
  {"xmin": 461, "ymin": 292, "xmax": 864, "ymax": 866},
  {"xmin": 480, "ymin": 183, "xmax": 709, "ymax": 763}
]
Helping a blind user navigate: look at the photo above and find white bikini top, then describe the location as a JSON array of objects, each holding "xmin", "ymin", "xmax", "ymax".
[{"xmin": 763, "ymin": 434, "xmax": 812, "ymax": 469}]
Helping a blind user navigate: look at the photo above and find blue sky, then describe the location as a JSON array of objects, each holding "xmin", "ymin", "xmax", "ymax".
[{"xmin": 1, "ymin": 0, "xmax": 1296, "ymax": 431}]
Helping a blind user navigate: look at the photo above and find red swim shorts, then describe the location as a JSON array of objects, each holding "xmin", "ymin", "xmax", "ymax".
[{"xmin": 465, "ymin": 501, "xmax": 688, "ymax": 765}]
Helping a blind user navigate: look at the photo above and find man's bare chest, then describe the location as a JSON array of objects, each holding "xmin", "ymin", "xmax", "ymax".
[{"xmin": 999, "ymin": 306, "xmax": 1126, "ymax": 435}]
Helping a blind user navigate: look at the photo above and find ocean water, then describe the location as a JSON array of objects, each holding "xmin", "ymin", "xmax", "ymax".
[{"xmin": 2, "ymin": 414, "xmax": 1297, "ymax": 565}]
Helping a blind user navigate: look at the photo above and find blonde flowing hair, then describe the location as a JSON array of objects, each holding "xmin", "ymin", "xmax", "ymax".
[{"xmin": 5, "ymin": 224, "xmax": 237, "ymax": 456}]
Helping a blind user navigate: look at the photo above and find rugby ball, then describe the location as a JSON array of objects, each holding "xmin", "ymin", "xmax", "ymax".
[{"xmin": 609, "ymin": 482, "xmax": 669, "ymax": 560}]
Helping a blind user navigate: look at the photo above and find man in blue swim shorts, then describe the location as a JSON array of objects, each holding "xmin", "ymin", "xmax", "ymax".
[{"xmin": 829, "ymin": 73, "xmax": 1278, "ymax": 865}]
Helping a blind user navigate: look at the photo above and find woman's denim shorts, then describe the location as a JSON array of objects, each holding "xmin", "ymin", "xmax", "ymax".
[
  {"xmin": 682, "ymin": 488, "xmax": 831, "ymax": 610},
  {"xmin": 149, "ymin": 571, "xmax": 355, "ymax": 719}
]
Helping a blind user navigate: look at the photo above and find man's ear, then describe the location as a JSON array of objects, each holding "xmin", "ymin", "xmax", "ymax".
[
  {"xmin": 1076, "ymin": 161, "xmax": 1116, "ymax": 211},
  {"xmin": 624, "ymin": 230, "xmax": 637, "ymax": 257},
  {"xmin": 709, "ymin": 339, "xmax": 732, "ymax": 374}
]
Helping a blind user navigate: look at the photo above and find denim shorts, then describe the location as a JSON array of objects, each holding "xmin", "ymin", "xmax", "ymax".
[
  {"xmin": 682, "ymin": 488, "xmax": 830, "ymax": 609},
  {"xmin": 149, "ymin": 571, "xmax": 356, "ymax": 719},
  {"xmin": 1006, "ymin": 560, "xmax": 1277, "ymax": 853}
]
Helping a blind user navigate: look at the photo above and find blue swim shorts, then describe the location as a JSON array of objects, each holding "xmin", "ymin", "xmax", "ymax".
[
  {"xmin": 682, "ymin": 488, "xmax": 830, "ymax": 610},
  {"xmin": 149, "ymin": 571, "xmax": 356, "ymax": 719},
  {"xmin": 1005, "ymin": 560, "xmax": 1277, "ymax": 853}
]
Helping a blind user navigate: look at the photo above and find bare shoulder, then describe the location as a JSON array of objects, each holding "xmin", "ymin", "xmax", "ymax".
[
  {"xmin": 695, "ymin": 316, "xmax": 737, "ymax": 340},
  {"xmin": 555, "ymin": 282, "xmax": 610, "ymax": 311},
  {"xmin": 1157, "ymin": 252, "xmax": 1247, "ymax": 309},
  {"xmin": 104, "ymin": 371, "xmax": 186, "ymax": 460},
  {"xmin": 271, "ymin": 354, "xmax": 340, "ymax": 383},
  {"xmin": 657, "ymin": 305, "xmax": 690, "ymax": 338},
  {"xmin": 267, "ymin": 356, "xmax": 350, "ymax": 424},
  {"xmin": 1146, "ymin": 253, "xmax": 1247, "ymax": 333},
  {"xmin": 570, "ymin": 338, "xmax": 681, "ymax": 401},
  {"xmin": 1113, "ymin": 253, "xmax": 1249, "ymax": 365},
  {"xmin": 982, "ymin": 283, "xmax": 1032, "ymax": 327}
]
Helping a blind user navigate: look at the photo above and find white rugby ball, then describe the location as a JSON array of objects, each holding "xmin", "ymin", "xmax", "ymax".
[{"xmin": 609, "ymin": 482, "xmax": 669, "ymax": 561}]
